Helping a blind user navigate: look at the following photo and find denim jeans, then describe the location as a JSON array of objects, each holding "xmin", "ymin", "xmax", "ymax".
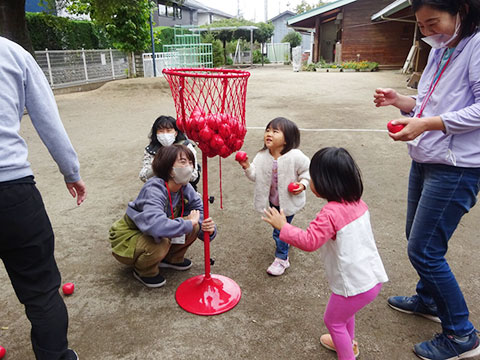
[
  {"xmin": 270, "ymin": 204, "xmax": 294, "ymax": 260},
  {"xmin": 406, "ymin": 161, "xmax": 480, "ymax": 336}
]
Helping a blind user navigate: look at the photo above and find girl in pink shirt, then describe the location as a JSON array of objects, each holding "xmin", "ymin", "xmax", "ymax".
[{"xmin": 263, "ymin": 147, "xmax": 388, "ymax": 360}]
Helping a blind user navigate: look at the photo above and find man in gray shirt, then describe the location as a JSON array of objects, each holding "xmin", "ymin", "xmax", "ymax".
[{"xmin": 0, "ymin": 36, "xmax": 87, "ymax": 360}]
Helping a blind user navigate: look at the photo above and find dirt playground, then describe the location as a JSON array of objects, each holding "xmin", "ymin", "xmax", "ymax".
[{"xmin": 1, "ymin": 66, "xmax": 480, "ymax": 360}]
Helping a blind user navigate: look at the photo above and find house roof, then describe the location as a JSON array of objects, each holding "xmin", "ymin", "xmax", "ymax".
[
  {"xmin": 182, "ymin": 0, "xmax": 234, "ymax": 18},
  {"xmin": 269, "ymin": 10, "xmax": 296, "ymax": 23},
  {"xmin": 371, "ymin": 0, "xmax": 410, "ymax": 21},
  {"xmin": 287, "ymin": 0, "xmax": 358, "ymax": 26}
]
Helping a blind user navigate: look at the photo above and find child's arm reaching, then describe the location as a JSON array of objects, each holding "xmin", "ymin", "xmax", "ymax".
[
  {"xmin": 237, "ymin": 152, "xmax": 257, "ymax": 182},
  {"xmin": 262, "ymin": 207, "xmax": 335, "ymax": 252},
  {"xmin": 296, "ymin": 151, "xmax": 311, "ymax": 191}
]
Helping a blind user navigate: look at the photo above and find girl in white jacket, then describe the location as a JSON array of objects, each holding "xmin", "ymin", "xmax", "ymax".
[{"xmin": 237, "ymin": 117, "xmax": 310, "ymax": 276}]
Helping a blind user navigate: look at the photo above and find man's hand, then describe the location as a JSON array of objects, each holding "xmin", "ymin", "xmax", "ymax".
[{"xmin": 66, "ymin": 180, "xmax": 87, "ymax": 206}]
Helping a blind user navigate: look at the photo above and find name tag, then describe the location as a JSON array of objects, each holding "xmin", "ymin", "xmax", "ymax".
[{"xmin": 171, "ymin": 234, "xmax": 185, "ymax": 245}]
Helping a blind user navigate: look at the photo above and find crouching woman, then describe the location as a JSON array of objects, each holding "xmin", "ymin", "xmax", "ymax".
[{"xmin": 109, "ymin": 144, "xmax": 216, "ymax": 288}]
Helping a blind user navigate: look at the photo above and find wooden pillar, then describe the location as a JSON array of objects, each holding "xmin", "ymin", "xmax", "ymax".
[{"xmin": 313, "ymin": 17, "xmax": 321, "ymax": 63}]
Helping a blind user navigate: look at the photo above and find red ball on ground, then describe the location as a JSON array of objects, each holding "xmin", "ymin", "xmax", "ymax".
[
  {"xmin": 62, "ymin": 282, "xmax": 75, "ymax": 295},
  {"xmin": 387, "ymin": 120, "xmax": 405, "ymax": 133},
  {"xmin": 288, "ymin": 182, "xmax": 300, "ymax": 193},
  {"xmin": 235, "ymin": 151, "xmax": 247, "ymax": 162},
  {"xmin": 0, "ymin": 346, "xmax": 6, "ymax": 359}
]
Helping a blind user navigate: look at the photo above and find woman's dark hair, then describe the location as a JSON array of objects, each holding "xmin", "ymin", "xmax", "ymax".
[
  {"xmin": 261, "ymin": 117, "xmax": 300, "ymax": 155},
  {"xmin": 411, "ymin": 0, "xmax": 480, "ymax": 38},
  {"xmin": 148, "ymin": 115, "xmax": 187, "ymax": 147},
  {"xmin": 310, "ymin": 147, "xmax": 363, "ymax": 203},
  {"xmin": 152, "ymin": 144, "xmax": 195, "ymax": 181}
]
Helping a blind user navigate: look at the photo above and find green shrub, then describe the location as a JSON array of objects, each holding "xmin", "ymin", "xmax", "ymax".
[
  {"xmin": 281, "ymin": 31, "xmax": 302, "ymax": 48},
  {"xmin": 26, "ymin": 12, "xmax": 111, "ymax": 50}
]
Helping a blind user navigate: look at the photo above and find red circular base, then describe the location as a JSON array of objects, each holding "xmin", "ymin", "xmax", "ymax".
[{"xmin": 175, "ymin": 274, "xmax": 241, "ymax": 315}]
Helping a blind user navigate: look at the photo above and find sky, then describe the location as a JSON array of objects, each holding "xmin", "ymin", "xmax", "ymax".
[{"xmin": 199, "ymin": 0, "xmax": 336, "ymax": 22}]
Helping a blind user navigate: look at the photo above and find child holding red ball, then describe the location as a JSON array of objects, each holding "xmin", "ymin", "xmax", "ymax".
[
  {"xmin": 236, "ymin": 117, "xmax": 310, "ymax": 276},
  {"xmin": 262, "ymin": 147, "xmax": 388, "ymax": 359}
]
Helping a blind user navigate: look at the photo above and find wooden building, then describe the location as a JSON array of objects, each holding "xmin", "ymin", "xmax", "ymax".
[{"xmin": 287, "ymin": 0, "xmax": 417, "ymax": 68}]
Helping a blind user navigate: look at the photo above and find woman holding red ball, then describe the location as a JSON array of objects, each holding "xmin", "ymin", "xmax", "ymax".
[
  {"xmin": 236, "ymin": 117, "xmax": 310, "ymax": 276},
  {"xmin": 374, "ymin": 0, "xmax": 480, "ymax": 358}
]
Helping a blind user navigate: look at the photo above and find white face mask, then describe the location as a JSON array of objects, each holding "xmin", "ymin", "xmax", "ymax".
[
  {"xmin": 157, "ymin": 133, "xmax": 176, "ymax": 146},
  {"xmin": 421, "ymin": 13, "xmax": 461, "ymax": 49},
  {"xmin": 171, "ymin": 166, "xmax": 193, "ymax": 185}
]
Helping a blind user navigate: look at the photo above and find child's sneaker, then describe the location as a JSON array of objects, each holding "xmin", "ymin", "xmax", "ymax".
[
  {"xmin": 320, "ymin": 333, "xmax": 359, "ymax": 358},
  {"xmin": 266, "ymin": 257, "xmax": 290, "ymax": 276},
  {"xmin": 413, "ymin": 332, "xmax": 480, "ymax": 360}
]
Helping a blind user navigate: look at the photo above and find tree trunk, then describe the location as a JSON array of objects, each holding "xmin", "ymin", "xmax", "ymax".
[{"xmin": 0, "ymin": 0, "xmax": 34, "ymax": 55}]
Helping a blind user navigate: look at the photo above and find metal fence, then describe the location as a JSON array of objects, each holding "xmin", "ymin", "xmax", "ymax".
[
  {"xmin": 266, "ymin": 43, "xmax": 291, "ymax": 63},
  {"xmin": 143, "ymin": 44, "xmax": 213, "ymax": 78},
  {"xmin": 35, "ymin": 49, "xmax": 129, "ymax": 89},
  {"xmin": 162, "ymin": 43, "xmax": 213, "ymax": 68},
  {"xmin": 142, "ymin": 52, "xmax": 179, "ymax": 78}
]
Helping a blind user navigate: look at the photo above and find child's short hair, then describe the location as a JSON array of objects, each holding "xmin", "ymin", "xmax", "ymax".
[
  {"xmin": 263, "ymin": 117, "xmax": 300, "ymax": 155},
  {"xmin": 152, "ymin": 144, "xmax": 195, "ymax": 181},
  {"xmin": 310, "ymin": 147, "xmax": 363, "ymax": 203},
  {"xmin": 149, "ymin": 115, "xmax": 187, "ymax": 147}
]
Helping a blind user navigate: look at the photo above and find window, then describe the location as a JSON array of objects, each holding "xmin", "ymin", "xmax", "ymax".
[
  {"xmin": 159, "ymin": 3, "xmax": 182, "ymax": 19},
  {"xmin": 175, "ymin": 7, "xmax": 182, "ymax": 19},
  {"xmin": 167, "ymin": 5, "xmax": 174, "ymax": 18},
  {"xmin": 158, "ymin": 4, "xmax": 167, "ymax": 17}
]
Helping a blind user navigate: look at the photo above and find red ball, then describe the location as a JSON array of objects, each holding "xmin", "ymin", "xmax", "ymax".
[
  {"xmin": 218, "ymin": 123, "xmax": 231, "ymax": 139},
  {"xmin": 0, "ymin": 346, "xmax": 6, "ymax": 359},
  {"xmin": 226, "ymin": 134, "xmax": 237, "ymax": 148},
  {"xmin": 210, "ymin": 134, "xmax": 225, "ymax": 150},
  {"xmin": 288, "ymin": 182, "xmax": 300, "ymax": 193},
  {"xmin": 235, "ymin": 151, "xmax": 247, "ymax": 162},
  {"xmin": 206, "ymin": 114, "xmax": 219, "ymax": 131},
  {"xmin": 176, "ymin": 117, "xmax": 185, "ymax": 132},
  {"xmin": 62, "ymin": 282, "xmax": 75, "ymax": 296},
  {"xmin": 191, "ymin": 106, "xmax": 204, "ymax": 120},
  {"xmin": 387, "ymin": 120, "xmax": 405, "ymax": 133},
  {"xmin": 219, "ymin": 145, "xmax": 232, "ymax": 158},
  {"xmin": 233, "ymin": 139, "xmax": 244, "ymax": 151},
  {"xmin": 199, "ymin": 127, "xmax": 214, "ymax": 143}
]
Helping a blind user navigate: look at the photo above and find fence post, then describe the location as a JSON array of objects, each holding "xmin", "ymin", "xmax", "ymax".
[
  {"xmin": 132, "ymin": 52, "xmax": 136, "ymax": 77},
  {"xmin": 82, "ymin": 48, "xmax": 89, "ymax": 82},
  {"xmin": 110, "ymin": 48, "xmax": 115, "ymax": 79},
  {"xmin": 45, "ymin": 48, "xmax": 54, "ymax": 87}
]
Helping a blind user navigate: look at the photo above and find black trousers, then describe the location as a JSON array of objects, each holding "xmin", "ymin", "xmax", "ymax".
[{"xmin": 0, "ymin": 178, "xmax": 70, "ymax": 360}]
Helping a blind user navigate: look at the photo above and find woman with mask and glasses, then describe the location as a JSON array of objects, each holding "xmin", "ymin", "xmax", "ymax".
[
  {"xmin": 139, "ymin": 115, "xmax": 200, "ymax": 190},
  {"xmin": 374, "ymin": 0, "xmax": 480, "ymax": 359},
  {"xmin": 109, "ymin": 144, "xmax": 216, "ymax": 288}
]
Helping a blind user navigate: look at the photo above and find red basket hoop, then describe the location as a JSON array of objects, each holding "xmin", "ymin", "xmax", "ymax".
[
  {"xmin": 162, "ymin": 68, "xmax": 250, "ymax": 158},
  {"xmin": 162, "ymin": 68, "xmax": 250, "ymax": 316}
]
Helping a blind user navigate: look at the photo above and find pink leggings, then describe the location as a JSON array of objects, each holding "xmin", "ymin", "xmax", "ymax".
[{"xmin": 323, "ymin": 283, "xmax": 382, "ymax": 360}]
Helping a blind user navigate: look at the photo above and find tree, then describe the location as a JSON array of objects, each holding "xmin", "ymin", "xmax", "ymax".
[
  {"xmin": 282, "ymin": 31, "xmax": 302, "ymax": 49},
  {"xmin": 201, "ymin": 18, "xmax": 274, "ymax": 65},
  {"xmin": 295, "ymin": 0, "xmax": 326, "ymax": 14},
  {"xmin": 67, "ymin": 0, "xmax": 156, "ymax": 76},
  {"xmin": 0, "ymin": 0, "xmax": 34, "ymax": 54},
  {"xmin": 1, "ymin": 0, "xmax": 183, "ymax": 54}
]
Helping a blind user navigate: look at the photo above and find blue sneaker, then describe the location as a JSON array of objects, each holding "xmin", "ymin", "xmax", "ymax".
[
  {"xmin": 414, "ymin": 332, "xmax": 480, "ymax": 360},
  {"xmin": 388, "ymin": 295, "xmax": 441, "ymax": 323}
]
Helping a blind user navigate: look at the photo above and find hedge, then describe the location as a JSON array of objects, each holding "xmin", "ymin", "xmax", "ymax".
[{"xmin": 26, "ymin": 12, "xmax": 111, "ymax": 50}]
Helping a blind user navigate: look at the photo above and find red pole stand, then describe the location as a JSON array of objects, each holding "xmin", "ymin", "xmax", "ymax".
[{"xmin": 175, "ymin": 153, "xmax": 241, "ymax": 315}]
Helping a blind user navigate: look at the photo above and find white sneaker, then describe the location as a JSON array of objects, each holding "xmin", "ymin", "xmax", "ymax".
[{"xmin": 267, "ymin": 257, "xmax": 290, "ymax": 276}]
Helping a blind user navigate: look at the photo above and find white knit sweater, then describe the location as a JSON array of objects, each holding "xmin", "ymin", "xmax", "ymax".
[{"xmin": 244, "ymin": 149, "xmax": 310, "ymax": 216}]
